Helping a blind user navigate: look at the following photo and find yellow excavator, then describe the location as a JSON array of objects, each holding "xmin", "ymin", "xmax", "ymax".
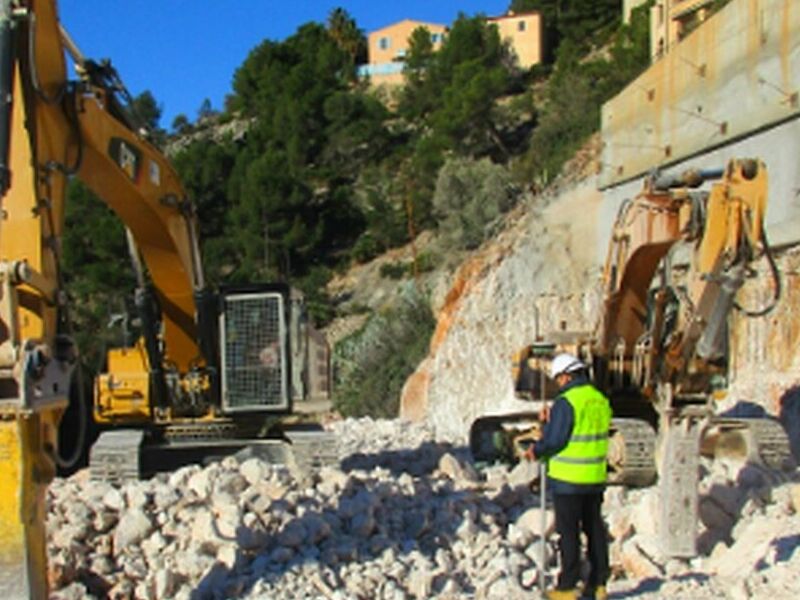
[
  {"xmin": 0, "ymin": 1, "xmax": 332, "ymax": 596},
  {"xmin": 471, "ymin": 158, "xmax": 793, "ymax": 556}
]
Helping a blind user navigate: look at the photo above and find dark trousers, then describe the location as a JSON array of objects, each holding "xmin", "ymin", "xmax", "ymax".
[{"xmin": 553, "ymin": 492, "xmax": 610, "ymax": 591}]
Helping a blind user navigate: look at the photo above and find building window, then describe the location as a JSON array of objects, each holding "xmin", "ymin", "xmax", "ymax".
[
  {"xmin": 378, "ymin": 37, "xmax": 391, "ymax": 50},
  {"xmin": 518, "ymin": 20, "xmax": 526, "ymax": 32},
  {"xmin": 431, "ymin": 33, "xmax": 441, "ymax": 43}
]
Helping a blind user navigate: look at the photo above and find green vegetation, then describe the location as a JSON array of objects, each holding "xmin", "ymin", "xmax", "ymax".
[
  {"xmin": 433, "ymin": 157, "xmax": 519, "ymax": 250},
  {"xmin": 61, "ymin": 3, "xmax": 653, "ymax": 417},
  {"xmin": 332, "ymin": 288, "xmax": 435, "ymax": 417},
  {"xmin": 61, "ymin": 182, "xmax": 137, "ymax": 371},
  {"xmin": 514, "ymin": 2, "xmax": 651, "ymax": 186},
  {"xmin": 510, "ymin": 0, "xmax": 622, "ymax": 61}
]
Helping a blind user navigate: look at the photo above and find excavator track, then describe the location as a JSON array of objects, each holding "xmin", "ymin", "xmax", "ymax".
[
  {"xmin": 285, "ymin": 429, "xmax": 341, "ymax": 481},
  {"xmin": 162, "ymin": 420, "xmax": 263, "ymax": 441},
  {"xmin": 470, "ymin": 413, "xmax": 659, "ymax": 488},
  {"xmin": 89, "ymin": 429, "xmax": 145, "ymax": 483},
  {"xmin": 469, "ymin": 412, "xmax": 541, "ymax": 465},
  {"xmin": 607, "ymin": 418, "xmax": 658, "ymax": 487},
  {"xmin": 709, "ymin": 417, "xmax": 795, "ymax": 470},
  {"xmin": 89, "ymin": 422, "xmax": 341, "ymax": 483}
]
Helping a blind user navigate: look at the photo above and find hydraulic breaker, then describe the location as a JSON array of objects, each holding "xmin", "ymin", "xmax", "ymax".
[{"xmin": 0, "ymin": 411, "xmax": 56, "ymax": 599}]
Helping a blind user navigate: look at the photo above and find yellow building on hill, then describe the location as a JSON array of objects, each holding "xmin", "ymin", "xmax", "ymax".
[
  {"xmin": 487, "ymin": 11, "xmax": 544, "ymax": 69},
  {"xmin": 358, "ymin": 19, "xmax": 448, "ymax": 86},
  {"xmin": 358, "ymin": 11, "xmax": 544, "ymax": 88}
]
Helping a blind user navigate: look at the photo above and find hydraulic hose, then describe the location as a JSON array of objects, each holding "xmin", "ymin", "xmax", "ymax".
[
  {"xmin": 0, "ymin": 0, "xmax": 15, "ymax": 196},
  {"xmin": 26, "ymin": 11, "xmax": 64, "ymax": 104},
  {"xmin": 55, "ymin": 362, "xmax": 88, "ymax": 470},
  {"xmin": 734, "ymin": 225, "xmax": 782, "ymax": 318}
]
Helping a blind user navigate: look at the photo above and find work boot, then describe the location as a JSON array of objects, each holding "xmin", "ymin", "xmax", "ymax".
[
  {"xmin": 545, "ymin": 589, "xmax": 579, "ymax": 600},
  {"xmin": 582, "ymin": 585, "xmax": 608, "ymax": 600}
]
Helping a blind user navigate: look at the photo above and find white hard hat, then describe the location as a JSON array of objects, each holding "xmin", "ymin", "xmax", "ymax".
[{"xmin": 550, "ymin": 353, "xmax": 585, "ymax": 379}]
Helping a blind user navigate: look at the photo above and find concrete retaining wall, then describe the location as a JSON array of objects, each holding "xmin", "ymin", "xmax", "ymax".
[{"xmin": 599, "ymin": 0, "xmax": 800, "ymax": 422}]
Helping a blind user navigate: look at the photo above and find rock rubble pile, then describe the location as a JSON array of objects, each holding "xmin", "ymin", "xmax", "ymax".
[{"xmin": 48, "ymin": 418, "xmax": 800, "ymax": 599}]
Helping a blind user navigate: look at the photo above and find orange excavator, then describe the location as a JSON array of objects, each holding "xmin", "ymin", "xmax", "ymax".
[
  {"xmin": 0, "ymin": 1, "xmax": 331, "ymax": 596},
  {"xmin": 470, "ymin": 158, "xmax": 792, "ymax": 556}
]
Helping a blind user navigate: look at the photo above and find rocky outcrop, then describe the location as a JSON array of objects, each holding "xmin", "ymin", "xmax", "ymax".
[
  {"xmin": 164, "ymin": 115, "xmax": 252, "ymax": 156},
  {"xmin": 400, "ymin": 176, "xmax": 604, "ymax": 441}
]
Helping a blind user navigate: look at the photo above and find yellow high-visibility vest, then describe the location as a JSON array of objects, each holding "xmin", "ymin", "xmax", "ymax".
[{"xmin": 548, "ymin": 384, "xmax": 612, "ymax": 485}]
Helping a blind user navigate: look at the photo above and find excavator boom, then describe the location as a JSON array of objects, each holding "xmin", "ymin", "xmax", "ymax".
[
  {"xmin": 1, "ymin": 3, "xmax": 334, "ymax": 595},
  {"xmin": 598, "ymin": 158, "xmax": 769, "ymax": 399},
  {"xmin": 0, "ymin": 1, "xmax": 204, "ymax": 596}
]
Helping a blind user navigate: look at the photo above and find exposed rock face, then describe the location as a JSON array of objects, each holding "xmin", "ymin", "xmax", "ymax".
[
  {"xmin": 164, "ymin": 115, "xmax": 252, "ymax": 156},
  {"xmin": 401, "ymin": 152, "xmax": 800, "ymax": 464},
  {"xmin": 400, "ymin": 178, "xmax": 604, "ymax": 441},
  {"xmin": 47, "ymin": 418, "xmax": 800, "ymax": 600},
  {"xmin": 725, "ymin": 245, "xmax": 800, "ymax": 461}
]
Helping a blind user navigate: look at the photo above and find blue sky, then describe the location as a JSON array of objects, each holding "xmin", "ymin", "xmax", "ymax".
[{"xmin": 58, "ymin": 1, "xmax": 512, "ymax": 129}]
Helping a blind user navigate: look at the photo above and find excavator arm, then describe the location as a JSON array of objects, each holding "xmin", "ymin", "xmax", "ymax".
[
  {"xmin": 0, "ymin": 1, "xmax": 205, "ymax": 596},
  {"xmin": 595, "ymin": 158, "xmax": 789, "ymax": 557},
  {"xmin": 74, "ymin": 87, "xmax": 204, "ymax": 370},
  {"xmin": 597, "ymin": 158, "xmax": 770, "ymax": 402},
  {"xmin": 1, "ymin": 2, "xmax": 334, "ymax": 595}
]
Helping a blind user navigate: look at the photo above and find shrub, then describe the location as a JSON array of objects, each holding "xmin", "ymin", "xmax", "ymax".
[
  {"xmin": 332, "ymin": 286, "xmax": 435, "ymax": 417},
  {"xmin": 351, "ymin": 233, "xmax": 383, "ymax": 264},
  {"xmin": 432, "ymin": 157, "xmax": 519, "ymax": 250},
  {"xmin": 414, "ymin": 251, "xmax": 438, "ymax": 274},
  {"xmin": 379, "ymin": 262, "xmax": 408, "ymax": 280}
]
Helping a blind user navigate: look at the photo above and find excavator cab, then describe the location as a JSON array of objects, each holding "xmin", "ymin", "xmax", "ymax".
[{"xmin": 471, "ymin": 342, "xmax": 557, "ymax": 466}]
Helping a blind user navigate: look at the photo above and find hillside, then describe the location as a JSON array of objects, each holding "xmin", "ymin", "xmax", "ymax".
[{"xmin": 60, "ymin": 4, "xmax": 653, "ymax": 421}]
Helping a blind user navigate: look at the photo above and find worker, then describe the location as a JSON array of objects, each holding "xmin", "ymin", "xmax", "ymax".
[{"xmin": 524, "ymin": 352, "xmax": 612, "ymax": 600}]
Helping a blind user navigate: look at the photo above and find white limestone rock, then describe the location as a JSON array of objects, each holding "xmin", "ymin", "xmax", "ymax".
[
  {"xmin": 113, "ymin": 508, "xmax": 154, "ymax": 553},
  {"xmin": 317, "ymin": 465, "xmax": 350, "ymax": 496},
  {"xmin": 629, "ymin": 490, "xmax": 660, "ymax": 537},
  {"xmin": 152, "ymin": 483, "xmax": 180, "ymax": 511},
  {"xmin": 507, "ymin": 460, "xmax": 539, "ymax": 488},
  {"xmin": 515, "ymin": 505, "xmax": 555, "ymax": 539},
  {"xmin": 239, "ymin": 457, "xmax": 268, "ymax": 486},
  {"xmin": 790, "ymin": 483, "xmax": 800, "ymax": 514},
  {"xmin": 277, "ymin": 520, "xmax": 308, "ymax": 548},
  {"xmin": 44, "ymin": 417, "xmax": 800, "ymax": 600},
  {"xmin": 152, "ymin": 568, "xmax": 178, "ymax": 598},
  {"xmin": 101, "ymin": 488, "xmax": 126, "ymax": 512},
  {"xmin": 620, "ymin": 538, "xmax": 664, "ymax": 579},
  {"xmin": 124, "ymin": 482, "xmax": 150, "ymax": 510},
  {"xmin": 187, "ymin": 464, "xmax": 219, "ymax": 500},
  {"xmin": 49, "ymin": 582, "xmax": 90, "ymax": 600},
  {"xmin": 437, "ymin": 452, "xmax": 481, "ymax": 484}
]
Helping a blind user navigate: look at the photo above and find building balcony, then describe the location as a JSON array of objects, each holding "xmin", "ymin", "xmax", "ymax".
[{"xmin": 357, "ymin": 62, "xmax": 405, "ymax": 78}]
